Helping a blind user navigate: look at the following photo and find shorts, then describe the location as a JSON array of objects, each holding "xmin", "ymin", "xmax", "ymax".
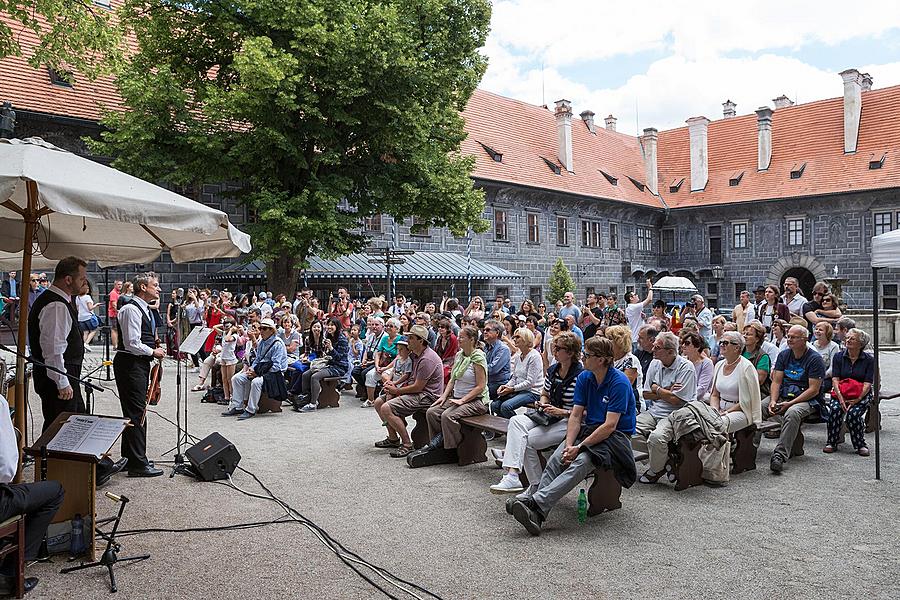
[{"xmin": 386, "ymin": 393, "xmax": 432, "ymax": 418}]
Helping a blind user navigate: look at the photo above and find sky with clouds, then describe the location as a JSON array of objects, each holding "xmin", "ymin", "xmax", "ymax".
[{"xmin": 481, "ymin": 0, "xmax": 900, "ymax": 134}]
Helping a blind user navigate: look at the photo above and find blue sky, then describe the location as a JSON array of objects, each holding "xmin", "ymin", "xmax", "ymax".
[{"xmin": 481, "ymin": 1, "xmax": 900, "ymax": 133}]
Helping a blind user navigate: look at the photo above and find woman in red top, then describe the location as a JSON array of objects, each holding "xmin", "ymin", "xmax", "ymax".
[
  {"xmin": 203, "ymin": 295, "xmax": 225, "ymax": 354},
  {"xmin": 435, "ymin": 318, "xmax": 459, "ymax": 384}
]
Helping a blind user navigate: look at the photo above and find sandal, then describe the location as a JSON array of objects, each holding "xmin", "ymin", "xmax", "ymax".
[
  {"xmin": 374, "ymin": 437, "xmax": 401, "ymax": 449},
  {"xmin": 639, "ymin": 469, "xmax": 665, "ymax": 484},
  {"xmin": 361, "ymin": 399, "xmax": 374, "ymax": 408},
  {"xmin": 857, "ymin": 447, "xmax": 870, "ymax": 457},
  {"xmin": 823, "ymin": 444, "xmax": 836, "ymax": 453},
  {"xmin": 389, "ymin": 444, "xmax": 415, "ymax": 458},
  {"xmin": 191, "ymin": 383, "xmax": 207, "ymax": 392}
]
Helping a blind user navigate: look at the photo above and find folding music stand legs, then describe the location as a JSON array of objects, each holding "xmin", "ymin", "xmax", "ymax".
[{"xmin": 60, "ymin": 493, "xmax": 149, "ymax": 593}]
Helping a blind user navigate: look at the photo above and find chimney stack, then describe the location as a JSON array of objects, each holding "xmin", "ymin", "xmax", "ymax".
[
  {"xmin": 722, "ymin": 99, "xmax": 736, "ymax": 119},
  {"xmin": 580, "ymin": 110, "xmax": 596, "ymax": 134},
  {"xmin": 604, "ymin": 114, "xmax": 617, "ymax": 132},
  {"xmin": 686, "ymin": 116, "xmax": 710, "ymax": 192},
  {"xmin": 555, "ymin": 99, "xmax": 574, "ymax": 172},
  {"xmin": 840, "ymin": 68, "xmax": 863, "ymax": 153},
  {"xmin": 861, "ymin": 73, "xmax": 874, "ymax": 91},
  {"xmin": 641, "ymin": 127, "xmax": 659, "ymax": 196},
  {"xmin": 756, "ymin": 106, "xmax": 774, "ymax": 171},
  {"xmin": 773, "ymin": 95, "xmax": 794, "ymax": 109}
]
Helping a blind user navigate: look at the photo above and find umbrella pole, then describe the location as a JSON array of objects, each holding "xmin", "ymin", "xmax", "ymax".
[
  {"xmin": 13, "ymin": 181, "xmax": 38, "ymax": 482},
  {"xmin": 872, "ymin": 267, "xmax": 881, "ymax": 481}
]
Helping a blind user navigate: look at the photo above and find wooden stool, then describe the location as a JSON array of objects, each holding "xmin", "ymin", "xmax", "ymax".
[
  {"xmin": 318, "ymin": 377, "xmax": 342, "ymax": 409},
  {"xmin": 730, "ymin": 426, "xmax": 758, "ymax": 474},
  {"xmin": 0, "ymin": 515, "xmax": 25, "ymax": 599},
  {"xmin": 256, "ymin": 392, "xmax": 283, "ymax": 414},
  {"xmin": 587, "ymin": 468, "xmax": 623, "ymax": 515},
  {"xmin": 667, "ymin": 438, "xmax": 704, "ymax": 491},
  {"xmin": 410, "ymin": 410, "xmax": 429, "ymax": 449}
]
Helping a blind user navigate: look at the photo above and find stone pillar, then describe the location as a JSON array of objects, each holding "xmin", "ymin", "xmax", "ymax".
[
  {"xmin": 555, "ymin": 99, "xmax": 573, "ymax": 172},
  {"xmin": 756, "ymin": 107, "xmax": 773, "ymax": 171},
  {"xmin": 642, "ymin": 127, "xmax": 659, "ymax": 196},
  {"xmin": 686, "ymin": 116, "xmax": 710, "ymax": 192},
  {"xmin": 840, "ymin": 68, "xmax": 863, "ymax": 153}
]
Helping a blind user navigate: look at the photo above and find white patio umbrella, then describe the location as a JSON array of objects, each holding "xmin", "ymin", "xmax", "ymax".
[
  {"xmin": 0, "ymin": 249, "xmax": 58, "ymax": 271},
  {"xmin": 652, "ymin": 275, "xmax": 698, "ymax": 293},
  {"xmin": 0, "ymin": 137, "xmax": 252, "ymax": 479}
]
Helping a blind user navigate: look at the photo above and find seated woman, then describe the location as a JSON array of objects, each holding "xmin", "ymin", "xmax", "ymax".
[
  {"xmin": 680, "ymin": 330, "xmax": 714, "ymax": 401},
  {"xmin": 363, "ymin": 317, "xmax": 401, "ymax": 403},
  {"xmin": 604, "ymin": 325, "xmax": 643, "ymax": 413},
  {"xmin": 770, "ymin": 319, "xmax": 788, "ymax": 351},
  {"xmin": 409, "ymin": 326, "xmax": 488, "ymax": 464},
  {"xmin": 741, "ymin": 321, "xmax": 772, "ymax": 401},
  {"xmin": 524, "ymin": 315, "xmax": 543, "ymax": 352},
  {"xmin": 295, "ymin": 318, "xmax": 350, "ymax": 412},
  {"xmin": 434, "ymin": 318, "xmax": 459, "ymax": 383},
  {"xmin": 708, "ymin": 331, "xmax": 762, "ymax": 433},
  {"xmin": 825, "ymin": 328, "xmax": 875, "ymax": 456},
  {"xmin": 812, "ymin": 321, "xmax": 840, "ymax": 394},
  {"xmin": 491, "ymin": 328, "xmax": 545, "ymax": 418},
  {"xmin": 464, "ymin": 296, "xmax": 485, "ymax": 321},
  {"xmin": 816, "ymin": 292, "xmax": 843, "ymax": 324},
  {"xmin": 490, "ymin": 331, "xmax": 583, "ymax": 494},
  {"xmin": 287, "ymin": 320, "xmax": 324, "ymax": 396}
]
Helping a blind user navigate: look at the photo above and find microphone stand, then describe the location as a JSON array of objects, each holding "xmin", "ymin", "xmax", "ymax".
[{"xmin": 160, "ymin": 296, "xmax": 192, "ymax": 478}]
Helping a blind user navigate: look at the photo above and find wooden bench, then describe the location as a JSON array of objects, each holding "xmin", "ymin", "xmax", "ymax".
[
  {"xmin": 0, "ymin": 515, "xmax": 25, "ymax": 598},
  {"xmin": 867, "ymin": 389, "xmax": 899, "ymax": 433},
  {"xmin": 666, "ymin": 438, "xmax": 705, "ymax": 491},
  {"xmin": 256, "ymin": 392, "xmax": 283, "ymax": 414},
  {"xmin": 317, "ymin": 377, "xmax": 343, "ymax": 409},
  {"xmin": 730, "ymin": 426, "xmax": 757, "ymax": 474},
  {"xmin": 757, "ymin": 420, "xmax": 804, "ymax": 457},
  {"xmin": 458, "ymin": 414, "xmax": 510, "ymax": 466},
  {"xmin": 410, "ymin": 410, "xmax": 429, "ymax": 450}
]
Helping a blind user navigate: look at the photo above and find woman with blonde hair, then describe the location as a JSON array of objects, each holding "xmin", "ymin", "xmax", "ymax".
[
  {"xmin": 813, "ymin": 321, "xmax": 840, "ymax": 394},
  {"xmin": 464, "ymin": 296, "xmax": 485, "ymax": 321},
  {"xmin": 491, "ymin": 327, "xmax": 544, "ymax": 418},
  {"xmin": 604, "ymin": 325, "xmax": 643, "ymax": 412}
]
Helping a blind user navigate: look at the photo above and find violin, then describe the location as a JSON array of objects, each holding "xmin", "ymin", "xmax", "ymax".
[{"xmin": 146, "ymin": 337, "xmax": 163, "ymax": 406}]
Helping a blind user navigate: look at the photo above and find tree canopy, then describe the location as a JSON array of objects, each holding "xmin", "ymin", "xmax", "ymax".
[
  {"xmin": 91, "ymin": 0, "xmax": 491, "ymax": 295},
  {"xmin": 0, "ymin": 0, "xmax": 122, "ymax": 77}
]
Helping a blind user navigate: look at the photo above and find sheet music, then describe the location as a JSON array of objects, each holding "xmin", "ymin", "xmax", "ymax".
[
  {"xmin": 180, "ymin": 326, "xmax": 213, "ymax": 355},
  {"xmin": 45, "ymin": 415, "xmax": 129, "ymax": 459}
]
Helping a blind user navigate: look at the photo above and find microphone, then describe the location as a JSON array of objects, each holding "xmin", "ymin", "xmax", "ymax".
[{"xmin": 105, "ymin": 491, "xmax": 128, "ymax": 503}]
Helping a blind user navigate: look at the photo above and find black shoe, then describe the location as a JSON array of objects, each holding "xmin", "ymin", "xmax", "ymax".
[
  {"xmin": 96, "ymin": 457, "xmax": 129, "ymax": 487},
  {"xmin": 406, "ymin": 446, "xmax": 457, "ymax": 469},
  {"xmin": 221, "ymin": 407, "xmax": 243, "ymax": 416},
  {"xmin": 127, "ymin": 465, "xmax": 164, "ymax": 478},
  {"xmin": 0, "ymin": 575, "xmax": 38, "ymax": 595},
  {"xmin": 770, "ymin": 454, "xmax": 785, "ymax": 473},
  {"xmin": 511, "ymin": 498, "xmax": 544, "ymax": 536}
]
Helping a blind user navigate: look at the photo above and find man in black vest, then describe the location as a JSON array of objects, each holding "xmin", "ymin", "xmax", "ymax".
[
  {"xmin": 28, "ymin": 257, "xmax": 127, "ymax": 485},
  {"xmin": 114, "ymin": 273, "xmax": 165, "ymax": 478}
]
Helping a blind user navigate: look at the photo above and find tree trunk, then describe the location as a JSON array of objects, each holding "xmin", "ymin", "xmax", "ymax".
[{"xmin": 267, "ymin": 255, "xmax": 300, "ymax": 298}]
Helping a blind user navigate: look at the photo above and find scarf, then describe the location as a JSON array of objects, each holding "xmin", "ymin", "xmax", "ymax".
[{"xmin": 450, "ymin": 349, "xmax": 489, "ymax": 404}]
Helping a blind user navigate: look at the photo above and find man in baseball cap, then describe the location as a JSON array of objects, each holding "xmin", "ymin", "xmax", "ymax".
[
  {"xmin": 375, "ymin": 325, "xmax": 444, "ymax": 458},
  {"xmin": 222, "ymin": 316, "xmax": 287, "ymax": 420}
]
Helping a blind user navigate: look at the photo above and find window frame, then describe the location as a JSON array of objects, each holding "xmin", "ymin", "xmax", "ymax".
[
  {"xmin": 787, "ymin": 218, "xmax": 804, "ymax": 246},
  {"xmin": 581, "ymin": 219, "xmax": 601, "ymax": 248},
  {"xmin": 609, "ymin": 222, "xmax": 620, "ymax": 250},
  {"xmin": 874, "ymin": 211, "xmax": 893, "ymax": 237},
  {"xmin": 556, "ymin": 215, "xmax": 569, "ymax": 247},
  {"xmin": 660, "ymin": 228, "xmax": 676, "ymax": 254},
  {"xmin": 526, "ymin": 212, "xmax": 541, "ymax": 244},
  {"xmin": 494, "ymin": 208, "xmax": 508, "ymax": 242},
  {"xmin": 732, "ymin": 221, "xmax": 748, "ymax": 249},
  {"xmin": 883, "ymin": 284, "xmax": 899, "ymax": 310},
  {"xmin": 636, "ymin": 226, "xmax": 652, "ymax": 252}
]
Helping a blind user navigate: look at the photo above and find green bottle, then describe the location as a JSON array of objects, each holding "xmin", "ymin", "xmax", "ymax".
[{"xmin": 577, "ymin": 488, "xmax": 587, "ymax": 523}]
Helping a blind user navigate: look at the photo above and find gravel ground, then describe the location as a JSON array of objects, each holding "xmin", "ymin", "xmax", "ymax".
[{"xmin": 7, "ymin": 350, "xmax": 900, "ymax": 600}]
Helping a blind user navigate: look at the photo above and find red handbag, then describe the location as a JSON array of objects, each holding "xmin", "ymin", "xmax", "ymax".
[{"xmin": 837, "ymin": 378, "xmax": 863, "ymax": 400}]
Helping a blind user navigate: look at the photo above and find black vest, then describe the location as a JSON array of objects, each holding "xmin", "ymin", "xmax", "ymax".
[
  {"xmin": 28, "ymin": 289, "xmax": 85, "ymax": 370},
  {"xmin": 116, "ymin": 299, "xmax": 157, "ymax": 352}
]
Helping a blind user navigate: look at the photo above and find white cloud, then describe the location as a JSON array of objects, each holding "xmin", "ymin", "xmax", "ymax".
[{"xmin": 481, "ymin": 0, "xmax": 900, "ymax": 133}]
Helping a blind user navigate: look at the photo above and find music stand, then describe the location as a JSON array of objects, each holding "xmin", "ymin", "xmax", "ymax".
[{"xmin": 162, "ymin": 323, "xmax": 210, "ymax": 478}]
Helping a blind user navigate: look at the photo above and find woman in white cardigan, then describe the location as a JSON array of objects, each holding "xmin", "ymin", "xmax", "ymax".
[
  {"xmin": 708, "ymin": 331, "xmax": 762, "ymax": 433},
  {"xmin": 490, "ymin": 328, "xmax": 545, "ymax": 418}
]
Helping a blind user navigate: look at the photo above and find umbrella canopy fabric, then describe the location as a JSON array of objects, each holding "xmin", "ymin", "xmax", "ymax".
[
  {"xmin": 0, "ymin": 249, "xmax": 58, "ymax": 271},
  {"xmin": 652, "ymin": 275, "xmax": 698, "ymax": 293},
  {"xmin": 871, "ymin": 228, "xmax": 900, "ymax": 268},
  {"xmin": 0, "ymin": 138, "xmax": 251, "ymax": 263}
]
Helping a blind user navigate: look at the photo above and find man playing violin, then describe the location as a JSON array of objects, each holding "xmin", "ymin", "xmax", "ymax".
[
  {"xmin": 29, "ymin": 257, "xmax": 126, "ymax": 485},
  {"xmin": 114, "ymin": 273, "xmax": 165, "ymax": 477}
]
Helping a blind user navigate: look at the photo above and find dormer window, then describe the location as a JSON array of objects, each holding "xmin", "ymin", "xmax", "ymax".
[
  {"xmin": 669, "ymin": 178, "xmax": 685, "ymax": 193},
  {"xmin": 729, "ymin": 171, "xmax": 744, "ymax": 186},
  {"xmin": 542, "ymin": 157, "xmax": 561, "ymax": 175},
  {"xmin": 790, "ymin": 162, "xmax": 806, "ymax": 179},
  {"xmin": 627, "ymin": 176, "xmax": 645, "ymax": 192},
  {"xmin": 869, "ymin": 153, "xmax": 886, "ymax": 170},
  {"xmin": 478, "ymin": 141, "xmax": 502, "ymax": 163},
  {"xmin": 599, "ymin": 170, "xmax": 617, "ymax": 185},
  {"xmin": 48, "ymin": 68, "xmax": 74, "ymax": 88}
]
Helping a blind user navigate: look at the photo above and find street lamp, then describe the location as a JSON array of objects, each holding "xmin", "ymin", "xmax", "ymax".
[{"xmin": 712, "ymin": 266, "xmax": 724, "ymax": 280}]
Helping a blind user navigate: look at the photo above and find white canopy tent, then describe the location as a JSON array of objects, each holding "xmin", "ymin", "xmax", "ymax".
[
  {"xmin": 0, "ymin": 138, "xmax": 251, "ymax": 479},
  {"xmin": 869, "ymin": 229, "xmax": 900, "ymax": 480}
]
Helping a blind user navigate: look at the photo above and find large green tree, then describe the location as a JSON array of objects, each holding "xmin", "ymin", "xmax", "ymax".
[
  {"xmin": 91, "ymin": 0, "xmax": 491, "ymax": 295},
  {"xmin": 0, "ymin": 0, "xmax": 122, "ymax": 76}
]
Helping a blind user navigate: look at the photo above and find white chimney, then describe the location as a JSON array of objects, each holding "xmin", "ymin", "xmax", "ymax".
[
  {"xmin": 773, "ymin": 95, "xmax": 794, "ymax": 109},
  {"xmin": 861, "ymin": 73, "xmax": 874, "ymax": 91},
  {"xmin": 686, "ymin": 116, "xmax": 710, "ymax": 191},
  {"xmin": 641, "ymin": 127, "xmax": 659, "ymax": 195},
  {"xmin": 555, "ymin": 99, "xmax": 574, "ymax": 172},
  {"xmin": 604, "ymin": 114, "xmax": 617, "ymax": 131},
  {"xmin": 756, "ymin": 106, "xmax": 774, "ymax": 171},
  {"xmin": 580, "ymin": 110, "xmax": 596, "ymax": 134},
  {"xmin": 840, "ymin": 68, "xmax": 863, "ymax": 153},
  {"xmin": 722, "ymin": 99, "xmax": 736, "ymax": 119}
]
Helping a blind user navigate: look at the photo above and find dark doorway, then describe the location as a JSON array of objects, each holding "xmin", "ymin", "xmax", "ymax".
[{"xmin": 780, "ymin": 267, "xmax": 816, "ymax": 299}]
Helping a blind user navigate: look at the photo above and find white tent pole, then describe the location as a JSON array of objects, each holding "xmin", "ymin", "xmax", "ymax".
[{"xmin": 12, "ymin": 180, "xmax": 38, "ymax": 482}]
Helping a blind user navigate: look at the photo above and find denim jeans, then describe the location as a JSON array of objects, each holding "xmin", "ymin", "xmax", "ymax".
[{"xmin": 491, "ymin": 390, "xmax": 540, "ymax": 418}]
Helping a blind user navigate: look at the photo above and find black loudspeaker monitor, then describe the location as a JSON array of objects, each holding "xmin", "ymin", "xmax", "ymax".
[{"xmin": 185, "ymin": 432, "xmax": 241, "ymax": 481}]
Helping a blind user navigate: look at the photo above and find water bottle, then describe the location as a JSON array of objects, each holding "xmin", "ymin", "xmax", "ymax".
[
  {"xmin": 577, "ymin": 488, "xmax": 587, "ymax": 524},
  {"xmin": 70, "ymin": 514, "xmax": 85, "ymax": 558}
]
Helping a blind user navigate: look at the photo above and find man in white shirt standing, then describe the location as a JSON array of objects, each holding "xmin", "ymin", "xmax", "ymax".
[
  {"xmin": 781, "ymin": 277, "xmax": 808, "ymax": 317},
  {"xmin": 732, "ymin": 290, "xmax": 756, "ymax": 331},
  {"xmin": 114, "ymin": 273, "xmax": 166, "ymax": 478},
  {"xmin": 0, "ymin": 394, "xmax": 63, "ymax": 596},
  {"xmin": 624, "ymin": 279, "xmax": 653, "ymax": 348}
]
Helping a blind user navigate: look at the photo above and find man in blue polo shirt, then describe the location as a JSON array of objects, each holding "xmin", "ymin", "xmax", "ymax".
[{"xmin": 509, "ymin": 336, "xmax": 636, "ymax": 536}]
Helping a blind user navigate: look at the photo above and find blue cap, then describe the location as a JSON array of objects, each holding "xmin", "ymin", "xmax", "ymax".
[{"xmin": 396, "ymin": 335, "xmax": 409, "ymax": 346}]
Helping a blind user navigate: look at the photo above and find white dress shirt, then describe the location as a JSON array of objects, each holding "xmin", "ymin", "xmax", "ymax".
[
  {"xmin": 37, "ymin": 285, "xmax": 75, "ymax": 390},
  {"xmin": 118, "ymin": 296, "xmax": 155, "ymax": 356},
  {"xmin": 0, "ymin": 394, "xmax": 18, "ymax": 483}
]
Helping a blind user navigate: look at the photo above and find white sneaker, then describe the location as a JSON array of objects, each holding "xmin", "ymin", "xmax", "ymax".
[
  {"xmin": 84, "ymin": 346, "xmax": 93, "ymax": 353},
  {"xmin": 490, "ymin": 473, "xmax": 523, "ymax": 494},
  {"xmin": 189, "ymin": 367, "xmax": 200, "ymax": 373}
]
